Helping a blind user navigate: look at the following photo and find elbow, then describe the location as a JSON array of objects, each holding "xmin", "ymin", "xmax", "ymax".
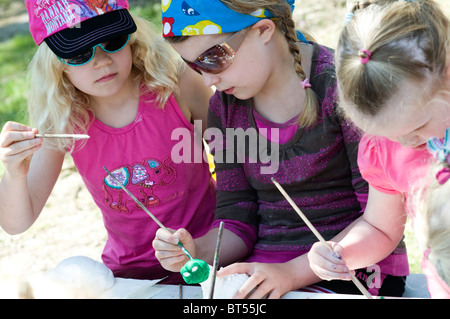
[
  {"xmin": 2, "ymin": 227, "xmax": 26, "ymax": 236},
  {"xmin": 0, "ymin": 222, "xmax": 31, "ymax": 236}
]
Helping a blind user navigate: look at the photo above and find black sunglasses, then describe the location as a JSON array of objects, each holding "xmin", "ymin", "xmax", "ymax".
[{"xmin": 59, "ymin": 34, "xmax": 131, "ymax": 66}]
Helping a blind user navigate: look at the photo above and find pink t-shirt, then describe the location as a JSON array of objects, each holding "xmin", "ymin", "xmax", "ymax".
[
  {"xmin": 71, "ymin": 92, "xmax": 216, "ymax": 282},
  {"xmin": 252, "ymin": 108, "xmax": 299, "ymax": 144},
  {"xmin": 358, "ymin": 134, "xmax": 450, "ymax": 298},
  {"xmin": 358, "ymin": 134, "xmax": 431, "ymax": 205}
]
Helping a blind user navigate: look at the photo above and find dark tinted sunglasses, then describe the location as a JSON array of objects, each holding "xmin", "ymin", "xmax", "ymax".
[
  {"xmin": 181, "ymin": 28, "xmax": 249, "ymax": 74},
  {"xmin": 59, "ymin": 34, "xmax": 131, "ymax": 66}
]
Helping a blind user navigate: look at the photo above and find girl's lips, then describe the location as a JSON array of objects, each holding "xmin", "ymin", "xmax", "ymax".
[
  {"xmin": 224, "ymin": 87, "xmax": 235, "ymax": 95},
  {"xmin": 96, "ymin": 73, "xmax": 117, "ymax": 83}
]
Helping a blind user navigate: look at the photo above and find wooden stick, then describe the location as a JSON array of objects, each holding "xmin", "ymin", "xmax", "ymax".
[
  {"xmin": 36, "ymin": 134, "xmax": 90, "ymax": 139},
  {"xmin": 209, "ymin": 221, "xmax": 224, "ymax": 299},
  {"xmin": 103, "ymin": 166, "xmax": 194, "ymax": 260},
  {"xmin": 271, "ymin": 178, "xmax": 373, "ymax": 299},
  {"xmin": 103, "ymin": 166, "xmax": 168, "ymax": 230}
]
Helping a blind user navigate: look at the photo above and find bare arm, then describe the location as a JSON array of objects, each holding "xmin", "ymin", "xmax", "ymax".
[
  {"xmin": 174, "ymin": 65, "xmax": 214, "ymax": 133},
  {"xmin": 0, "ymin": 122, "xmax": 64, "ymax": 234},
  {"xmin": 308, "ymin": 185, "xmax": 406, "ymax": 280}
]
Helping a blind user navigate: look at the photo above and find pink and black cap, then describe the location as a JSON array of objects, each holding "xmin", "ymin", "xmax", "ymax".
[{"xmin": 25, "ymin": 0, "xmax": 137, "ymax": 59}]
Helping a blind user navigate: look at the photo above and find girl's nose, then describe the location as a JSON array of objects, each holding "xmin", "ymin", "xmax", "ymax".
[
  {"xmin": 93, "ymin": 47, "xmax": 112, "ymax": 68},
  {"xmin": 201, "ymin": 71, "xmax": 219, "ymax": 88}
]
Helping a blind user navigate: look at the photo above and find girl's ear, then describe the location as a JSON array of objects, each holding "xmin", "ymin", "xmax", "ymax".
[{"xmin": 250, "ymin": 19, "xmax": 276, "ymax": 44}]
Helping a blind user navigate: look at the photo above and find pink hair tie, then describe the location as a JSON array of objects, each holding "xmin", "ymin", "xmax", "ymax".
[
  {"xmin": 359, "ymin": 49, "xmax": 372, "ymax": 64},
  {"xmin": 301, "ymin": 78, "xmax": 312, "ymax": 90},
  {"xmin": 436, "ymin": 167, "xmax": 450, "ymax": 185}
]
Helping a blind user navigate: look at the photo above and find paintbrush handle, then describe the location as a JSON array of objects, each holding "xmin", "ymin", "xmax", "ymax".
[
  {"xmin": 209, "ymin": 221, "xmax": 225, "ymax": 299},
  {"xmin": 36, "ymin": 134, "xmax": 90, "ymax": 139},
  {"xmin": 271, "ymin": 178, "xmax": 373, "ymax": 299},
  {"xmin": 103, "ymin": 166, "xmax": 197, "ymax": 262},
  {"xmin": 103, "ymin": 167, "xmax": 168, "ymax": 231},
  {"xmin": 272, "ymin": 178, "xmax": 328, "ymax": 246}
]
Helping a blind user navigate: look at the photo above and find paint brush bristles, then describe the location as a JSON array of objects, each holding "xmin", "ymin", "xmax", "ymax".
[{"xmin": 271, "ymin": 178, "xmax": 373, "ymax": 299}]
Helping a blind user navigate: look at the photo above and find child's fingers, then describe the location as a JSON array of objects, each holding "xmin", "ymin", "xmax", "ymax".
[
  {"xmin": 4, "ymin": 143, "xmax": 42, "ymax": 164},
  {"xmin": 153, "ymin": 228, "xmax": 190, "ymax": 272},
  {"xmin": 0, "ymin": 130, "xmax": 38, "ymax": 148},
  {"xmin": 319, "ymin": 259, "xmax": 352, "ymax": 281},
  {"xmin": 154, "ymin": 228, "xmax": 180, "ymax": 248},
  {"xmin": 1, "ymin": 121, "xmax": 33, "ymax": 135},
  {"xmin": 2, "ymin": 136, "xmax": 42, "ymax": 158},
  {"xmin": 313, "ymin": 242, "xmax": 346, "ymax": 265},
  {"xmin": 217, "ymin": 262, "xmax": 250, "ymax": 277},
  {"xmin": 237, "ymin": 273, "xmax": 264, "ymax": 299},
  {"xmin": 308, "ymin": 242, "xmax": 352, "ymax": 281}
]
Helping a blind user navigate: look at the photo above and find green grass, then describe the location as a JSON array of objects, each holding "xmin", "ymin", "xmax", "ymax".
[{"xmin": 0, "ymin": 33, "xmax": 34, "ymax": 127}]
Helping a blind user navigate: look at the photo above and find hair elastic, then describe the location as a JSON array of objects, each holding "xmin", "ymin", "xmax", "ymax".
[
  {"xmin": 436, "ymin": 168, "xmax": 450, "ymax": 185},
  {"xmin": 427, "ymin": 128, "xmax": 450, "ymax": 184},
  {"xmin": 359, "ymin": 49, "xmax": 372, "ymax": 64},
  {"xmin": 301, "ymin": 78, "xmax": 312, "ymax": 89}
]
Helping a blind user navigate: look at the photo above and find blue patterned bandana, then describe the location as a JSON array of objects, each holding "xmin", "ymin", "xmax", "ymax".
[{"xmin": 161, "ymin": 0, "xmax": 299, "ymax": 37}]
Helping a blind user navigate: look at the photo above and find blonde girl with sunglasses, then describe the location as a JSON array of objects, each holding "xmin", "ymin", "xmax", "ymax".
[
  {"xmin": 0, "ymin": 0, "xmax": 216, "ymax": 284},
  {"xmin": 153, "ymin": 0, "xmax": 408, "ymax": 298}
]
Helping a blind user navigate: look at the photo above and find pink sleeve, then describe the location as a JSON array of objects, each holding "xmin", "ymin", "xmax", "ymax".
[{"xmin": 358, "ymin": 134, "xmax": 401, "ymax": 195}]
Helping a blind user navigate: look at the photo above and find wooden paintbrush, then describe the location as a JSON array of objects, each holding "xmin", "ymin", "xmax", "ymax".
[
  {"xmin": 103, "ymin": 167, "xmax": 194, "ymax": 260},
  {"xmin": 35, "ymin": 134, "xmax": 90, "ymax": 139},
  {"xmin": 271, "ymin": 178, "xmax": 373, "ymax": 299},
  {"xmin": 209, "ymin": 221, "xmax": 225, "ymax": 299}
]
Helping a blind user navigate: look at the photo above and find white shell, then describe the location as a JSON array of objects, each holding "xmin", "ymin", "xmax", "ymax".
[
  {"xmin": 43, "ymin": 256, "xmax": 114, "ymax": 296},
  {"xmin": 200, "ymin": 265, "xmax": 250, "ymax": 299}
]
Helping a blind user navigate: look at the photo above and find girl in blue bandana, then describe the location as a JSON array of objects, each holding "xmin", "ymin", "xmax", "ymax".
[{"xmin": 153, "ymin": 0, "xmax": 407, "ymax": 298}]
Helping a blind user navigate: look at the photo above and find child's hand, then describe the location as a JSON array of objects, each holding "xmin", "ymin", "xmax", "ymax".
[
  {"xmin": 153, "ymin": 227, "xmax": 196, "ymax": 272},
  {"xmin": 217, "ymin": 262, "xmax": 295, "ymax": 299},
  {"xmin": 0, "ymin": 121, "xmax": 42, "ymax": 178},
  {"xmin": 307, "ymin": 241, "xmax": 353, "ymax": 281}
]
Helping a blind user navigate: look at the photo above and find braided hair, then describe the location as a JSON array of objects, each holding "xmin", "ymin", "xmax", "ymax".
[
  {"xmin": 167, "ymin": 0, "xmax": 319, "ymax": 128},
  {"xmin": 219, "ymin": 0, "xmax": 318, "ymax": 127}
]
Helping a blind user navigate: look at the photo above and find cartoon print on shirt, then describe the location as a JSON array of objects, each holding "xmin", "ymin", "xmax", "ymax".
[{"xmin": 103, "ymin": 156, "xmax": 177, "ymax": 213}]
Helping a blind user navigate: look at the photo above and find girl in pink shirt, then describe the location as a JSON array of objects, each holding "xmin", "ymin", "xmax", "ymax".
[
  {"xmin": 308, "ymin": 0, "xmax": 450, "ymax": 298},
  {"xmin": 0, "ymin": 1, "xmax": 215, "ymax": 283}
]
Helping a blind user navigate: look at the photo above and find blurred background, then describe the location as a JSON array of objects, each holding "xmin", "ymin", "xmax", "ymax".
[{"xmin": 1, "ymin": 0, "xmax": 449, "ymax": 287}]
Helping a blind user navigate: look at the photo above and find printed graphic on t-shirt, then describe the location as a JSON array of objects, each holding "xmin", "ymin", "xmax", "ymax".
[{"xmin": 102, "ymin": 156, "xmax": 177, "ymax": 213}]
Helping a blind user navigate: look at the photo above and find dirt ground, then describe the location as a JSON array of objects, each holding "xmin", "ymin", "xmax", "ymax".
[
  {"xmin": 0, "ymin": 157, "xmax": 106, "ymax": 277},
  {"xmin": 0, "ymin": 0, "xmax": 449, "ymax": 295}
]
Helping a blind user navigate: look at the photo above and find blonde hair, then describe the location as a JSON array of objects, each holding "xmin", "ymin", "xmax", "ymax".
[
  {"xmin": 337, "ymin": 0, "xmax": 450, "ymax": 117},
  {"xmin": 413, "ymin": 160, "xmax": 450, "ymax": 286},
  {"xmin": 27, "ymin": 14, "xmax": 181, "ymax": 152},
  {"xmin": 168, "ymin": 0, "xmax": 319, "ymax": 128}
]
